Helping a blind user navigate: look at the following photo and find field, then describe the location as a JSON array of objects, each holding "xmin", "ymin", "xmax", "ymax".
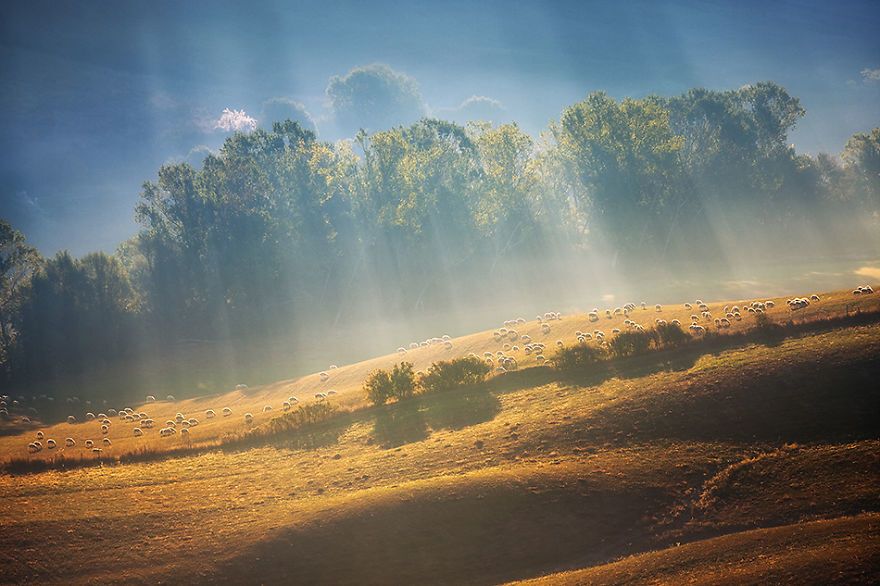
[{"xmin": 0, "ymin": 287, "xmax": 878, "ymax": 584}]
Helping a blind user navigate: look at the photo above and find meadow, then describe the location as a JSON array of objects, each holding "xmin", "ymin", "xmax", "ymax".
[{"xmin": 0, "ymin": 286, "xmax": 878, "ymax": 584}]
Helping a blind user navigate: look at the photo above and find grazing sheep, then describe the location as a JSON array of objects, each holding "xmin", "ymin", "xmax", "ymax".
[
  {"xmin": 327, "ymin": 390, "xmax": 337, "ymax": 396},
  {"xmin": 536, "ymin": 355, "xmax": 546, "ymax": 364},
  {"xmin": 67, "ymin": 415, "xmax": 77, "ymax": 424},
  {"xmin": 688, "ymin": 324, "xmax": 705, "ymax": 335},
  {"xmin": 263, "ymin": 405, "xmax": 273, "ymax": 413},
  {"xmin": 65, "ymin": 438, "xmax": 76, "ymax": 447},
  {"xmin": 102, "ymin": 438, "xmax": 111, "ymax": 446},
  {"xmin": 397, "ymin": 347, "xmax": 407, "ymax": 355},
  {"xmin": 160, "ymin": 428, "xmax": 176, "ymax": 437},
  {"xmin": 288, "ymin": 396, "xmax": 298, "ymax": 403},
  {"xmin": 244, "ymin": 413, "xmax": 254, "ymax": 423},
  {"xmin": 36, "ymin": 431, "xmax": 44, "ymax": 440},
  {"xmin": 235, "ymin": 384, "xmax": 249, "ymax": 390},
  {"xmin": 46, "ymin": 439, "xmax": 56, "ymax": 449},
  {"xmin": 541, "ymin": 323, "xmax": 551, "ymax": 334},
  {"xmin": 166, "ymin": 395, "xmax": 175, "ymax": 401},
  {"xmin": 85, "ymin": 412, "xmax": 95, "ymax": 421},
  {"xmin": 330, "ymin": 364, "xmax": 339, "ymax": 369},
  {"xmin": 175, "ymin": 413, "xmax": 185, "ymax": 423},
  {"xmin": 180, "ymin": 428, "xmax": 190, "ymax": 437},
  {"xmin": 133, "ymin": 428, "xmax": 143, "ymax": 437},
  {"xmin": 205, "ymin": 409, "xmax": 216, "ymax": 419},
  {"xmin": 102, "ymin": 418, "xmax": 112, "ymax": 425},
  {"xmin": 20, "ymin": 416, "xmax": 31, "ymax": 424},
  {"xmin": 188, "ymin": 419, "xmax": 199, "ymax": 427},
  {"xmin": 85, "ymin": 439, "xmax": 94, "ymax": 448},
  {"xmin": 810, "ymin": 294, "xmax": 820, "ymax": 301},
  {"xmin": 655, "ymin": 304, "xmax": 662, "ymax": 312},
  {"xmin": 146, "ymin": 395, "xmax": 156, "ymax": 403},
  {"xmin": 684, "ymin": 303, "xmax": 692, "ymax": 310},
  {"xmin": 671, "ymin": 319, "xmax": 681, "ymax": 326},
  {"xmin": 92, "ymin": 448, "xmax": 103, "ymax": 454},
  {"xmin": 223, "ymin": 407, "xmax": 232, "ymax": 417},
  {"xmin": 319, "ymin": 372, "xmax": 329, "ymax": 382},
  {"xmin": 142, "ymin": 419, "xmax": 155, "ymax": 428},
  {"xmin": 612, "ymin": 328, "xmax": 621, "ymax": 334},
  {"xmin": 27, "ymin": 443, "xmax": 40, "ymax": 454},
  {"xmin": 283, "ymin": 402, "xmax": 291, "ymax": 412},
  {"xmin": 409, "ymin": 342, "xmax": 419, "ymax": 350},
  {"xmin": 101, "ymin": 425, "xmax": 109, "ymax": 435}
]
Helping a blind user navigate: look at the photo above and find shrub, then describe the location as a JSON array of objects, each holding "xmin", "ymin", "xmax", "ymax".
[
  {"xmin": 390, "ymin": 362, "xmax": 416, "ymax": 401},
  {"xmin": 266, "ymin": 402, "xmax": 338, "ymax": 434},
  {"xmin": 607, "ymin": 330, "xmax": 653, "ymax": 358},
  {"xmin": 553, "ymin": 342, "xmax": 605, "ymax": 371},
  {"xmin": 655, "ymin": 322, "xmax": 689, "ymax": 348},
  {"xmin": 418, "ymin": 356, "xmax": 491, "ymax": 394},
  {"xmin": 364, "ymin": 362, "xmax": 416, "ymax": 406},
  {"xmin": 754, "ymin": 311, "xmax": 783, "ymax": 339},
  {"xmin": 364, "ymin": 369, "xmax": 394, "ymax": 406}
]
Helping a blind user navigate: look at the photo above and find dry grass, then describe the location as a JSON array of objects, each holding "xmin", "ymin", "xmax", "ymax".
[{"xmin": 0, "ymin": 286, "xmax": 877, "ymax": 584}]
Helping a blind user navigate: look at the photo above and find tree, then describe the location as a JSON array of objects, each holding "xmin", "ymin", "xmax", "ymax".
[
  {"xmin": 842, "ymin": 128, "xmax": 880, "ymax": 211},
  {"xmin": 0, "ymin": 220, "xmax": 41, "ymax": 374}
]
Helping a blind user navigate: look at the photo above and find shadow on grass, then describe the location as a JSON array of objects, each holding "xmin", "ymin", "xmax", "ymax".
[{"xmin": 372, "ymin": 387, "xmax": 502, "ymax": 448}]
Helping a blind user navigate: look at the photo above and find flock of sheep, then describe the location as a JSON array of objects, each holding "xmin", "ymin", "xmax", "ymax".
[{"xmin": 11, "ymin": 284, "xmax": 878, "ymax": 457}]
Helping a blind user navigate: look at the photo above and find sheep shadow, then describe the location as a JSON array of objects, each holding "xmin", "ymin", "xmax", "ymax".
[{"xmin": 372, "ymin": 387, "xmax": 502, "ymax": 448}]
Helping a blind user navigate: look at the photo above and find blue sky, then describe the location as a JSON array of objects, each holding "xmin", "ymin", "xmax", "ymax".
[{"xmin": 1, "ymin": 0, "xmax": 878, "ymax": 255}]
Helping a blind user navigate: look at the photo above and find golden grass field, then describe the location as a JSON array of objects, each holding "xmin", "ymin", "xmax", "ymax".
[{"xmin": 0, "ymin": 286, "xmax": 878, "ymax": 584}]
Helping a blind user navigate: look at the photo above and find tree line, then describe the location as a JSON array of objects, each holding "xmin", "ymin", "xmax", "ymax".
[{"xmin": 1, "ymin": 82, "xmax": 878, "ymax": 398}]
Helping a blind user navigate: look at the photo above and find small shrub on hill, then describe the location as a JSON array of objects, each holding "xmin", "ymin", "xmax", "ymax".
[
  {"xmin": 364, "ymin": 362, "xmax": 416, "ymax": 406},
  {"xmin": 553, "ymin": 342, "xmax": 605, "ymax": 372},
  {"xmin": 267, "ymin": 402, "xmax": 338, "ymax": 434},
  {"xmin": 655, "ymin": 322, "xmax": 689, "ymax": 348},
  {"xmin": 418, "ymin": 356, "xmax": 491, "ymax": 394},
  {"xmin": 607, "ymin": 330, "xmax": 653, "ymax": 358}
]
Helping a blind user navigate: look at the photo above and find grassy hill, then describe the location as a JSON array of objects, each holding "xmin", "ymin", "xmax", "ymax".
[{"xmin": 0, "ymin": 287, "xmax": 878, "ymax": 584}]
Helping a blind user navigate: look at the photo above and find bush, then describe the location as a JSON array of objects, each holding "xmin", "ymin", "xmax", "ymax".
[
  {"xmin": 364, "ymin": 362, "xmax": 416, "ymax": 406},
  {"xmin": 654, "ymin": 322, "xmax": 689, "ymax": 348},
  {"xmin": 418, "ymin": 356, "xmax": 491, "ymax": 394},
  {"xmin": 754, "ymin": 311, "xmax": 783, "ymax": 339},
  {"xmin": 607, "ymin": 330, "xmax": 653, "ymax": 358},
  {"xmin": 266, "ymin": 402, "xmax": 338, "ymax": 434},
  {"xmin": 390, "ymin": 362, "xmax": 416, "ymax": 401},
  {"xmin": 553, "ymin": 342, "xmax": 605, "ymax": 371},
  {"xmin": 364, "ymin": 369, "xmax": 393, "ymax": 406}
]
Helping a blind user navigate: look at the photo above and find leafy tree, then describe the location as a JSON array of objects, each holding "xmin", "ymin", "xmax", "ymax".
[{"xmin": 0, "ymin": 221, "xmax": 41, "ymax": 374}]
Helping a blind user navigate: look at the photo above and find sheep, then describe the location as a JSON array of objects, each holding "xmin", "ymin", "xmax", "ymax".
[
  {"xmin": 330, "ymin": 364, "xmax": 339, "ymax": 369},
  {"xmin": 65, "ymin": 438, "xmax": 76, "ymax": 447},
  {"xmin": 235, "ymin": 384, "xmax": 249, "ymax": 390},
  {"xmin": 810, "ymin": 294, "xmax": 820, "ymax": 301},
  {"xmin": 165, "ymin": 420, "xmax": 176, "ymax": 427},
  {"xmin": 101, "ymin": 418, "xmax": 112, "ymax": 425},
  {"xmin": 244, "ymin": 413, "xmax": 254, "ymax": 423},
  {"xmin": 166, "ymin": 395, "xmax": 175, "ymax": 401},
  {"xmin": 102, "ymin": 438, "xmax": 111, "ymax": 446},
  {"xmin": 27, "ymin": 442, "xmax": 40, "ymax": 454},
  {"xmin": 180, "ymin": 420, "xmax": 191, "ymax": 428},
  {"xmin": 684, "ymin": 303, "xmax": 692, "ymax": 310},
  {"xmin": 97, "ymin": 413, "xmax": 107, "ymax": 419},
  {"xmin": 655, "ymin": 304, "xmax": 662, "ymax": 312},
  {"xmin": 160, "ymin": 427, "xmax": 176, "ymax": 437},
  {"xmin": 85, "ymin": 440, "xmax": 94, "ymax": 448},
  {"xmin": 671, "ymin": 319, "xmax": 681, "ymax": 326},
  {"xmin": 36, "ymin": 431, "xmax": 44, "ymax": 440},
  {"xmin": 409, "ymin": 342, "xmax": 419, "ymax": 350},
  {"xmin": 444, "ymin": 340, "xmax": 453, "ymax": 350},
  {"xmin": 688, "ymin": 324, "xmax": 705, "ymax": 335},
  {"xmin": 133, "ymin": 428, "xmax": 143, "ymax": 437},
  {"xmin": 91, "ymin": 448, "xmax": 103, "ymax": 454},
  {"xmin": 175, "ymin": 413, "xmax": 185, "ymax": 423},
  {"xmin": 612, "ymin": 328, "xmax": 621, "ymax": 334},
  {"xmin": 180, "ymin": 428, "xmax": 190, "ymax": 437},
  {"xmin": 205, "ymin": 409, "xmax": 216, "ymax": 419},
  {"xmin": 145, "ymin": 395, "xmax": 156, "ymax": 403},
  {"xmin": 142, "ymin": 419, "xmax": 155, "ymax": 428},
  {"xmin": 20, "ymin": 416, "xmax": 31, "ymax": 424},
  {"xmin": 288, "ymin": 396, "xmax": 298, "ymax": 403},
  {"xmin": 101, "ymin": 425, "xmax": 109, "ymax": 435},
  {"xmin": 46, "ymin": 439, "xmax": 56, "ymax": 449},
  {"xmin": 319, "ymin": 372, "xmax": 330, "ymax": 382},
  {"xmin": 327, "ymin": 390, "xmax": 337, "ymax": 396},
  {"xmin": 588, "ymin": 312, "xmax": 599, "ymax": 322},
  {"xmin": 283, "ymin": 401, "xmax": 291, "ymax": 412},
  {"xmin": 535, "ymin": 355, "xmax": 546, "ymax": 364},
  {"xmin": 86, "ymin": 412, "xmax": 96, "ymax": 421},
  {"xmin": 397, "ymin": 347, "xmax": 407, "ymax": 355},
  {"xmin": 541, "ymin": 323, "xmax": 551, "ymax": 334},
  {"xmin": 223, "ymin": 407, "xmax": 232, "ymax": 417},
  {"xmin": 263, "ymin": 405, "xmax": 273, "ymax": 413},
  {"xmin": 188, "ymin": 418, "xmax": 199, "ymax": 427},
  {"xmin": 556, "ymin": 340, "xmax": 564, "ymax": 347}
]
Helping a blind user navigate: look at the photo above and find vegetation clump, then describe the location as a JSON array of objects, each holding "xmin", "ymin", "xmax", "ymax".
[
  {"xmin": 418, "ymin": 356, "xmax": 491, "ymax": 394},
  {"xmin": 654, "ymin": 321, "xmax": 690, "ymax": 348},
  {"xmin": 364, "ymin": 362, "xmax": 417, "ymax": 406},
  {"xmin": 607, "ymin": 330, "xmax": 653, "ymax": 358},
  {"xmin": 553, "ymin": 342, "xmax": 606, "ymax": 372}
]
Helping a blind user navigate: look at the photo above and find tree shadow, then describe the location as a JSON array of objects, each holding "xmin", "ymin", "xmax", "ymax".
[
  {"xmin": 371, "ymin": 386, "xmax": 503, "ymax": 448},
  {"xmin": 373, "ymin": 402, "xmax": 429, "ymax": 448}
]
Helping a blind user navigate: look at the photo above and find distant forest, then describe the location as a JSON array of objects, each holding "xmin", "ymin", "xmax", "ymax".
[{"xmin": 1, "ymin": 82, "xmax": 879, "ymax": 394}]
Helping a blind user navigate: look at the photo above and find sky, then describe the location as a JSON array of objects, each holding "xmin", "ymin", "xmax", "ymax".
[{"xmin": 1, "ymin": 0, "xmax": 878, "ymax": 256}]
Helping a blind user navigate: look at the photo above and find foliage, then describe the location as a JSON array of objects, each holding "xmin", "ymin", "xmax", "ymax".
[
  {"xmin": 553, "ymin": 342, "xmax": 606, "ymax": 372},
  {"xmin": 364, "ymin": 362, "xmax": 416, "ymax": 406},
  {"xmin": 654, "ymin": 322, "xmax": 690, "ymax": 348},
  {"xmin": 418, "ymin": 356, "xmax": 491, "ymax": 394},
  {"xmin": 265, "ymin": 401, "xmax": 338, "ymax": 434},
  {"xmin": 607, "ymin": 330, "xmax": 654, "ymax": 358}
]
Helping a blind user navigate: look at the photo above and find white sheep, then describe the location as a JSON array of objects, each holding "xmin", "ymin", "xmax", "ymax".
[
  {"xmin": 133, "ymin": 428, "xmax": 143, "ymax": 437},
  {"xmin": 223, "ymin": 407, "xmax": 232, "ymax": 417},
  {"xmin": 46, "ymin": 439, "xmax": 56, "ymax": 449},
  {"xmin": 145, "ymin": 395, "xmax": 156, "ymax": 403},
  {"xmin": 244, "ymin": 413, "xmax": 254, "ymax": 423},
  {"xmin": 263, "ymin": 405, "xmax": 273, "ymax": 413},
  {"xmin": 85, "ymin": 412, "xmax": 95, "ymax": 421},
  {"xmin": 36, "ymin": 431, "xmax": 44, "ymax": 440},
  {"xmin": 65, "ymin": 438, "xmax": 76, "ymax": 447},
  {"xmin": 205, "ymin": 409, "xmax": 216, "ymax": 419},
  {"xmin": 85, "ymin": 439, "xmax": 94, "ymax": 448},
  {"xmin": 166, "ymin": 395, "xmax": 175, "ymax": 401},
  {"xmin": 102, "ymin": 438, "xmax": 111, "ymax": 446},
  {"xmin": 92, "ymin": 448, "xmax": 103, "ymax": 454},
  {"xmin": 67, "ymin": 415, "xmax": 77, "ymax": 424},
  {"xmin": 101, "ymin": 425, "xmax": 109, "ymax": 435}
]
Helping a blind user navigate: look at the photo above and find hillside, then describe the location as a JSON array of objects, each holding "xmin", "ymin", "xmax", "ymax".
[{"xmin": 0, "ymin": 287, "xmax": 878, "ymax": 584}]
